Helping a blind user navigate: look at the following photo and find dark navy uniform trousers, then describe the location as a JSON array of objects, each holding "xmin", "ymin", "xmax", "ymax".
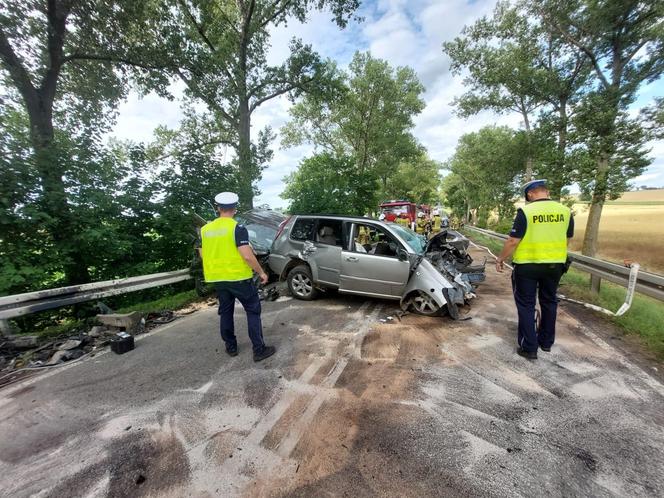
[
  {"xmin": 511, "ymin": 263, "xmax": 564, "ymax": 353},
  {"xmin": 214, "ymin": 279, "xmax": 265, "ymax": 353}
]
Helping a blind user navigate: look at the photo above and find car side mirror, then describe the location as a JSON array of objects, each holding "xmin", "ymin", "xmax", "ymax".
[{"xmin": 397, "ymin": 248, "xmax": 408, "ymax": 261}]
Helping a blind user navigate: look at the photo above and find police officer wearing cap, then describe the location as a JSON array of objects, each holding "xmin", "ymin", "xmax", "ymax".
[
  {"xmin": 495, "ymin": 180, "xmax": 574, "ymax": 360},
  {"xmin": 200, "ymin": 192, "xmax": 276, "ymax": 362}
]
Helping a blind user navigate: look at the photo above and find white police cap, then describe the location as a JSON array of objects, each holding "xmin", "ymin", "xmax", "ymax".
[
  {"xmin": 523, "ymin": 179, "xmax": 547, "ymax": 195},
  {"xmin": 214, "ymin": 192, "xmax": 239, "ymax": 208}
]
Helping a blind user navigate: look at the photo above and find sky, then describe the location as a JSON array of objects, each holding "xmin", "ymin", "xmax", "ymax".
[{"xmin": 111, "ymin": 0, "xmax": 664, "ymax": 208}]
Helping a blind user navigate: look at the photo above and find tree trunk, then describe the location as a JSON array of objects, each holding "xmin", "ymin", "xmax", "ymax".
[
  {"xmin": 236, "ymin": 16, "xmax": 254, "ymax": 210},
  {"xmin": 581, "ymin": 153, "xmax": 609, "ymax": 257},
  {"xmin": 522, "ymin": 109, "xmax": 533, "ymax": 182},
  {"xmin": 29, "ymin": 111, "xmax": 91, "ymax": 285},
  {"xmin": 237, "ymin": 95, "xmax": 254, "ymax": 209},
  {"xmin": 550, "ymin": 99, "xmax": 568, "ymax": 201}
]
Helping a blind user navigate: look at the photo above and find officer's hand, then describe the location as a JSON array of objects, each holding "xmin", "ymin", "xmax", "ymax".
[
  {"xmin": 259, "ymin": 272, "xmax": 269, "ymax": 284},
  {"xmin": 495, "ymin": 259, "xmax": 504, "ymax": 273}
]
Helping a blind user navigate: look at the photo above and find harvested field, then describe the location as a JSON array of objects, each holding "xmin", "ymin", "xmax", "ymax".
[{"xmin": 570, "ymin": 203, "xmax": 664, "ymax": 273}]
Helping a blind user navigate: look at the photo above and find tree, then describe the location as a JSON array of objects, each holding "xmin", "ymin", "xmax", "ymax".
[
  {"xmin": 539, "ymin": 0, "xmax": 664, "ymax": 257},
  {"xmin": 0, "ymin": 0, "xmax": 168, "ymax": 284},
  {"xmin": 443, "ymin": 1, "xmax": 546, "ymax": 181},
  {"xmin": 282, "ymin": 51, "xmax": 425, "ymax": 188},
  {"xmin": 281, "ymin": 153, "xmax": 378, "ymax": 215},
  {"xmin": 385, "ymin": 155, "xmax": 442, "ymax": 205},
  {"xmin": 443, "ymin": 126, "xmax": 525, "ymax": 227},
  {"xmin": 0, "ymin": 103, "xmax": 159, "ymax": 295},
  {"xmin": 160, "ymin": 0, "xmax": 360, "ymax": 208}
]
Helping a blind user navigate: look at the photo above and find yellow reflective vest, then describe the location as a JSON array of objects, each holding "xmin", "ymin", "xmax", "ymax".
[
  {"xmin": 396, "ymin": 217, "xmax": 409, "ymax": 228},
  {"xmin": 512, "ymin": 200, "xmax": 570, "ymax": 264},
  {"xmin": 201, "ymin": 217, "xmax": 253, "ymax": 282},
  {"xmin": 432, "ymin": 215, "xmax": 441, "ymax": 231}
]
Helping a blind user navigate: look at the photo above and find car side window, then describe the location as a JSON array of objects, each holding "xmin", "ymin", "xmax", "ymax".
[
  {"xmin": 290, "ymin": 218, "xmax": 316, "ymax": 241},
  {"xmin": 315, "ymin": 218, "xmax": 344, "ymax": 246},
  {"xmin": 351, "ymin": 223, "xmax": 401, "ymax": 258}
]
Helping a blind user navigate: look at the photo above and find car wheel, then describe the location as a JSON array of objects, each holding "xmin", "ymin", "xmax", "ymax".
[
  {"xmin": 411, "ymin": 290, "xmax": 441, "ymax": 316},
  {"xmin": 287, "ymin": 265, "xmax": 319, "ymax": 300}
]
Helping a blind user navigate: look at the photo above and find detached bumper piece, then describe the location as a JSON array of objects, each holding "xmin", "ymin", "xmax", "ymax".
[{"xmin": 110, "ymin": 332, "xmax": 135, "ymax": 354}]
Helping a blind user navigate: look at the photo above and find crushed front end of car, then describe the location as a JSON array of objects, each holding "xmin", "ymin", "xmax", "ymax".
[{"xmin": 401, "ymin": 230, "xmax": 486, "ymax": 319}]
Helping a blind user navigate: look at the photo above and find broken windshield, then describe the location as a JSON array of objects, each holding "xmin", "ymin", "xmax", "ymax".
[{"xmin": 388, "ymin": 223, "xmax": 426, "ymax": 254}]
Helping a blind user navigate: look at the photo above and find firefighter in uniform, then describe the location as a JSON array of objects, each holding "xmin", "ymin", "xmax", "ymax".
[
  {"xmin": 432, "ymin": 210, "xmax": 442, "ymax": 233},
  {"xmin": 415, "ymin": 212, "xmax": 427, "ymax": 234},
  {"xmin": 357, "ymin": 225, "xmax": 371, "ymax": 245},
  {"xmin": 201, "ymin": 192, "xmax": 276, "ymax": 362},
  {"xmin": 495, "ymin": 180, "xmax": 574, "ymax": 360},
  {"xmin": 396, "ymin": 214, "xmax": 409, "ymax": 228}
]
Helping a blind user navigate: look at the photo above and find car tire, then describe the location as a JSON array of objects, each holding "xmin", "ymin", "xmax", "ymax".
[
  {"xmin": 410, "ymin": 290, "xmax": 442, "ymax": 316},
  {"xmin": 287, "ymin": 265, "xmax": 319, "ymax": 301}
]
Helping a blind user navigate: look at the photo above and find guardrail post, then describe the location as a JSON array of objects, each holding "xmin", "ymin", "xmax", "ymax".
[
  {"xmin": 590, "ymin": 274, "xmax": 601, "ymax": 294},
  {"xmin": 0, "ymin": 319, "xmax": 11, "ymax": 337}
]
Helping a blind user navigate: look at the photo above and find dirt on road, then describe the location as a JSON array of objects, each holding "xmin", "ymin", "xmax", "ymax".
[{"xmin": 1, "ymin": 248, "xmax": 664, "ymax": 497}]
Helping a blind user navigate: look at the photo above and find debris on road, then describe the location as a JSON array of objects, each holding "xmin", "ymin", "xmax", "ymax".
[
  {"xmin": 5, "ymin": 335, "xmax": 38, "ymax": 350},
  {"xmin": 96, "ymin": 311, "xmax": 143, "ymax": 333},
  {"xmin": 57, "ymin": 339, "xmax": 82, "ymax": 351},
  {"xmin": 145, "ymin": 311, "xmax": 175, "ymax": 325},
  {"xmin": 0, "ymin": 295, "xmax": 223, "ymax": 382},
  {"xmin": 258, "ymin": 283, "xmax": 280, "ymax": 302},
  {"xmin": 110, "ymin": 333, "xmax": 135, "ymax": 355}
]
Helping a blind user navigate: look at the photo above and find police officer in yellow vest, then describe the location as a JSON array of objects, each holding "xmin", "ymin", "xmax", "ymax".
[
  {"xmin": 201, "ymin": 192, "xmax": 275, "ymax": 362},
  {"xmin": 495, "ymin": 180, "xmax": 574, "ymax": 360}
]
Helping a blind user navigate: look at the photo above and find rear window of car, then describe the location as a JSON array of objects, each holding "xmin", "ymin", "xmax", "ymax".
[{"xmin": 290, "ymin": 218, "xmax": 316, "ymax": 241}]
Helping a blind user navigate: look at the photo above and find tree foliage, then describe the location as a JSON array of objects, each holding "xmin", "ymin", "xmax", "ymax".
[
  {"xmin": 280, "ymin": 52, "xmax": 431, "ymax": 215},
  {"xmin": 282, "ymin": 51, "xmax": 425, "ymax": 186},
  {"xmin": 281, "ymin": 153, "xmax": 378, "ymax": 215},
  {"xmin": 152, "ymin": 0, "xmax": 360, "ymax": 208},
  {"xmin": 443, "ymin": 126, "xmax": 526, "ymax": 227},
  {"xmin": 384, "ymin": 155, "xmax": 442, "ymax": 205},
  {"xmin": 538, "ymin": 0, "xmax": 663, "ymax": 256}
]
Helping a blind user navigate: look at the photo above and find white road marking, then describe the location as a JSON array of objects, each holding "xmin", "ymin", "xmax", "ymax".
[{"xmin": 276, "ymin": 302, "xmax": 384, "ymax": 458}]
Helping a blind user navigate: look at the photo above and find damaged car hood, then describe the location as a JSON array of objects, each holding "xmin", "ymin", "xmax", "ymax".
[
  {"xmin": 422, "ymin": 229, "xmax": 486, "ymax": 285},
  {"xmin": 405, "ymin": 229, "xmax": 486, "ymax": 319}
]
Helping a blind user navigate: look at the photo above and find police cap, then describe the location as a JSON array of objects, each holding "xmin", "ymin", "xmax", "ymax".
[
  {"xmin": 523, "ymin": 179, "xmax": 548, "ymax": 196},
  {"xmin": 214, "ymin": 192, "xmax": 239, "ymax": 209}
]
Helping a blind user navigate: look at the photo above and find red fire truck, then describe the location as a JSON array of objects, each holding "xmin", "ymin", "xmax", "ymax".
[{"xmin": 379, "ymin": 200, "xmax": 431, "ymax": 230}]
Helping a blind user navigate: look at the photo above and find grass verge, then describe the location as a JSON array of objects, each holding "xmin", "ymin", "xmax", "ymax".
[
  {"xmin": 116, "ymin": 289, "xmax": 202, "ymax": 314},
  {"xmin": 462, "ymin": 228, "xmax": 664, "ymax": 360}
]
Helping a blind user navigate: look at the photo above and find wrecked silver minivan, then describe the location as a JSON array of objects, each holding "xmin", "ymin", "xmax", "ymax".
[{"xmin": 268, "ymin": 215, "xmax": 485, "ymax": 318}]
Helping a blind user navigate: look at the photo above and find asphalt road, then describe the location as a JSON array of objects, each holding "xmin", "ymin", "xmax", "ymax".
[{"xmin": 1, "ymin": 250, "xmax": 664, "ymax": 497}]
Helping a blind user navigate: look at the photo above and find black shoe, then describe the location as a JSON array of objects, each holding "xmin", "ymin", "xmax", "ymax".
[
  {"xmin": 517, "ymin": 347, "xmax": 537, "ymax": 360},
  {"xmin": 540, "ymin": 346, "xmax": 552, "ymax": 352},
  {"xmin": 253, "ymin": 345, "xmax": 276, "ymax": 362},
  {"xmin": 226, "ymin": 347, "xmax": 238, "ymax": 357}
]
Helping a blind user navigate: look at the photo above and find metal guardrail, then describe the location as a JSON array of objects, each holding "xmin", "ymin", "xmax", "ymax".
[
  {"xmin": 464, "ymin": 225, "xmax": 664, "ymax": 302},
  {"xmin": 0, "ymin": 269, "xmax": 192, "ymax": 321}
]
